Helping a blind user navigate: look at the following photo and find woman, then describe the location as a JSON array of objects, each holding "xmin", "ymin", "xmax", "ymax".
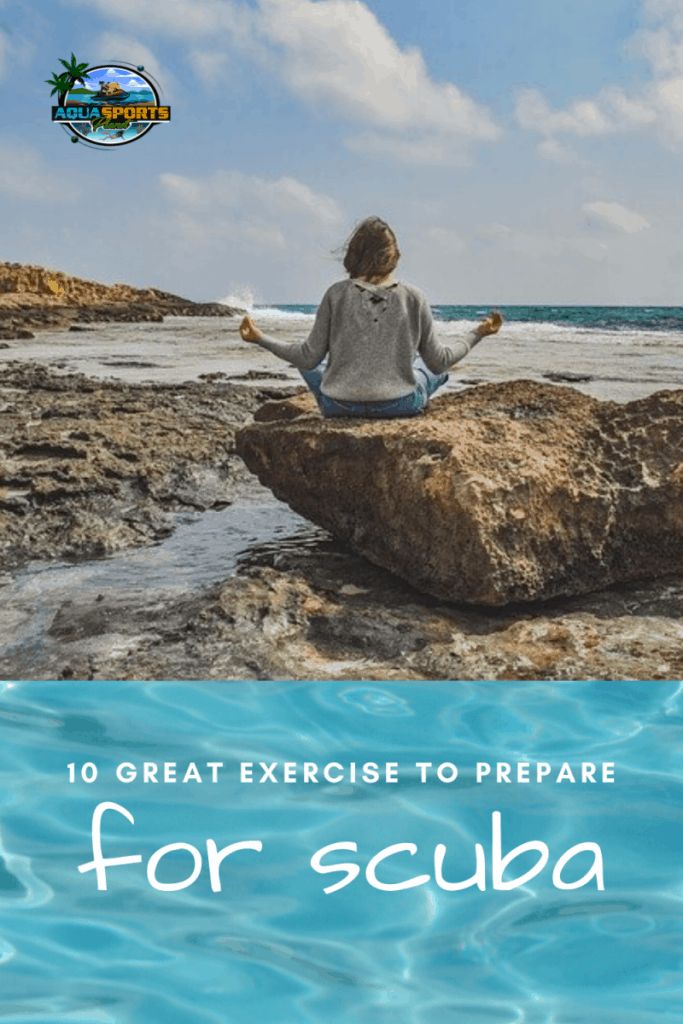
[{"xmin": 239, "ymin": 216, "xmax": 503, "ymax": 418}]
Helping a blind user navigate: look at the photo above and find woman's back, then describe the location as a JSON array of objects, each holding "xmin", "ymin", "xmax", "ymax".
[
  {"xmin": 319, "ymin": 278, "xmax": 426, "ymax": 402},
  {"xmin": 237, "ymin": 215, "xmax": 502, "ymax": 416}
]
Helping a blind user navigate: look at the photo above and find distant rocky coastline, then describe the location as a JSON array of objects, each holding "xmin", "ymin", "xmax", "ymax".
[{"xmin": 0, "ymin": 262, "xmax": 243, "ymax": 340}]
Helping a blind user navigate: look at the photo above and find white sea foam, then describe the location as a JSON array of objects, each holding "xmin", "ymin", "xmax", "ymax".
[
  {"xmin": 253, "ymin": 306, "xmax": 315, "ymax": 321},
  {"xmin": 218, "ymin": 287, "xmax": 256, "ymax": 311},
  {"xmin": 433, "ymin": 318, "xmax": 683, "ymax": 345},
  {"xmin": 245, "ymin": 310, "xmax": 587, "ymax": 334},
  {"xmin": 433, "ymin": 317, "xmax": 590, "ymax": 337}
]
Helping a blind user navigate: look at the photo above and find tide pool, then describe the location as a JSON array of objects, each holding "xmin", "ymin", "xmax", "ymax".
[{"xmin": 0, "ymin": 680, "xmax": 681, "ymax": 1023}]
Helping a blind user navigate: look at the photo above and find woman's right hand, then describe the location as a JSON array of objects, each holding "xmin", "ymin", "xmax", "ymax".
[
  {"xmin": 239, "ymin": 315, "xmax": 263, "ymax": 343},
  {"xmin": 477, "ymin": 311, "xmax": 504, "ymax": 338}
]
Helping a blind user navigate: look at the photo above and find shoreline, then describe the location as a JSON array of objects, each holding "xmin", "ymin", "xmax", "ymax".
[
  {"xmin": 1, "ymin": 361, "xmax": 681, "ymax": 682},
  {"xmin": 4, "ymin": 498, "xmax": 682, "ymax": 680},
  {"xmin": 0, "ymin": 262, "xmax": 681, "ymax": 681}
]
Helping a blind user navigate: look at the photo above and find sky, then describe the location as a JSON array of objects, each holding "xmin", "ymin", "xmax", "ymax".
[{"xmin": 1, "ymin": 0, "xmax": 683, "ymax": 304}]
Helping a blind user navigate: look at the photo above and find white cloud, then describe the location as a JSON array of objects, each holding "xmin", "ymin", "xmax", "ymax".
[
  {"xmin": 424, "ymin": 226, "xmax": 466, "ymax": 252},
  {"xmin": 67, "ymin": 0, "xmax": 500, "ymax": 164},
  {"xmin": 630, "ymin": 0, "xmax": 683, "ymax": 74},
  {"xmin": 0, "ymin": 140, "xmax": 69, "ymax": 202},
  {"xmin": 157, "ymin": 168, "xmax": 346, "ymax": 300},
  {"xmin": 648, "ymin": 73, "xmax": 683, "ymax": 138},
  {"xmin": 515, "ymin": 86, "xmax": 655, "ymax": 138},
  {"xmin": 345, "ymin": 130, "xmax": 471, "ymax": 165},
  {"xmin": 161, "ymin": 170, "xmax": 342, "ymax": 227},
  {"xmin": 536, "ymin": 138, "xmax": 583, "ymax": 164},
  {"xmin": 582, "ymin": 200, "xmax": 651, "ymax": 234},
  {"xmin": 93, "ymin": 33, "xmax": 172, "ymax": 92},
  {"xmin": 466, "ymin": 214, "xmax": 619, "ymax": 265},
  {"xmin": 160, "ymin": 169, "xmax": 343, "ymax": 251},
  {"xmin": 190, "ymin": 49, "xmax": 230, "ymax": 85},
  {"xmin": 515, "ymin": 0, "xmax": 683, "ymax": 146},
  {"xmin": 67, "ymin": 0, "xmax": 247, "ymax": 38},
  {"xmin": 258, "ymin": 0, "xmax": 499, "ymax": 153},
  {"xmin": 478, "ymin": 222, "xmax": 513, "ymax": 242}
]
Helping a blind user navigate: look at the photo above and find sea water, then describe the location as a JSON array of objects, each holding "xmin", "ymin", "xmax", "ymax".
[
  {"xmin": 0, "ymin": 680, "xmax": 681, "ymax": 1023},
  {"xmin": 251, "ymin": 304, "xmax": 683, "ymax": 402},
  {"xmin": 0, "ymin": 498, "xmax": 312, "ymax": 674},
  {"xmin": 2, "ymin": 305, "xmax": 681, "ymax": 402},
  {"xmin": 266, "ymin": 303, "xmax": 683, "ymax": 333}
]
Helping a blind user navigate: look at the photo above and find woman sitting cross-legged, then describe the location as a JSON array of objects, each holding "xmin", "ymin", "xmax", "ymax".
[{"xmin": 238, "ymin": 216, "xmax": 503, "ymax": 419}]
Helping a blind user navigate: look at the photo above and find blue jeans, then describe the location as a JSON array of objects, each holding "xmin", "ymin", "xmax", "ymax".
[{"xmin": 300, "ymin": 357, "xmax": 448, "ymax": 418}]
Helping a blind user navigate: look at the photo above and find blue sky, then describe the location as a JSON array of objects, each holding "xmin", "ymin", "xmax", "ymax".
[{"xmin": 1, "ymin": 0, "xmax": 682, "ymax": 303}]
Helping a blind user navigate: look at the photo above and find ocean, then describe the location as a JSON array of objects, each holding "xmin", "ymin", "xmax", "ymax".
[
  {"xmin": 263, "ymin": 303, "xmax": 683, "ymax": 334},
  {"xmin": 252, "ymin": 303, "xmax": 683, "ymax": 400},
  {"xmin": 0, "ymin": 679, "xmax": 682, "ymax": 1023},
  {"xmin": 2, "ymin": 304, "xmax": 681, "ymax": 402}
]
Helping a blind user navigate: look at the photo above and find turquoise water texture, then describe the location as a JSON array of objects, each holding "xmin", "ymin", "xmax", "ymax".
[
  {"xmin": 268, "ymin": 304, "xmax": 683, "ymax": 332},
  {"xmin": 0, "ymin": 680, "xmax": 681, "ymax": 1023}
]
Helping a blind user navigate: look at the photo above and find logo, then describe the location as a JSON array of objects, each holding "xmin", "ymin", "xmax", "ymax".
[{"xmin": 48, "ymin": 53, "xmax": 171, "ymax": 147}]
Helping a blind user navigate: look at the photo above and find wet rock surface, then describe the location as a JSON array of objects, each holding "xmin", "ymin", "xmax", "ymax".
[
  {"xmin": 5, "ymin": 530, "xmax": 681, "ymax": 681},
  {"xmin": 0, "ymin": 362, "xmax": 297, "ymax": 567},
  {"xmin": 238, "ymin": 381, "xmax": 683, "ymax": 606}
]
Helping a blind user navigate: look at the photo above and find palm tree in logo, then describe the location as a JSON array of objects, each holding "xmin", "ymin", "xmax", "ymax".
[{"xmin": 46, "ymin": 53, "xmax": 90, "ymax": 99}]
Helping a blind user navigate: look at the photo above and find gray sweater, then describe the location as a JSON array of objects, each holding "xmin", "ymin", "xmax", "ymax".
[{"xmin": 255, "ymin": 278, "xmax": 482, "ymax": 402}]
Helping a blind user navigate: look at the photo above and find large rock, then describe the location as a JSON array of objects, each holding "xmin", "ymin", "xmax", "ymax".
[{"xmin": 237, "ymin": 381, "xmax": 683, "ymax": 606}]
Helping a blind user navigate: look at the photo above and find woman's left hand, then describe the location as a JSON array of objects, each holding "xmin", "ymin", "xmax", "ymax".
[
  {"xmin": 476, "ymin": 311, "xmax": 504, "ymax": 338},
  {"xmin": 239, "ymin": 315, "xmax": 263, "ymax": 343}
]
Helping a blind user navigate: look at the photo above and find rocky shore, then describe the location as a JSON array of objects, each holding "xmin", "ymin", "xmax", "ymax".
[
  {"xmin": 0, "ymin": 362, "xmax": 295, "ymax": 568},
  {"xmin": 2, "ymin": 362, "xmax": 681, "ymax": 682},
  {"xmin": 0, "ymin": 262, "xmax": 242, "ymax": 340},
  {"xmin": 5, "ymin": 524, "xmax": 682, "ymax": 681},
  {"xmin": 1, "ymin": 270, "xmax": 681, "ymax": 681}
]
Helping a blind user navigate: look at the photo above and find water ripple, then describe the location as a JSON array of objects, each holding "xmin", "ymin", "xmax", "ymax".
[{"xmin": 0, "ymin": 681, "xmax": 681, "ymax": 1022}]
